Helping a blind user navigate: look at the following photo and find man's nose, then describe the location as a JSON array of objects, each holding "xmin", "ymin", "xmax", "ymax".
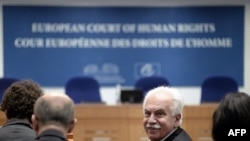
[{"xmin": 148, "ymin": 114, "xmax": 156, "ymax": 123}]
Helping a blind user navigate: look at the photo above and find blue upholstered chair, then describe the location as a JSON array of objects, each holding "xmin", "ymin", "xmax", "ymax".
[
  {"xmin": 200, "ymin": 76, "xmax": 238, "ymax": 103},
  {"xmin": 65, "ymin": 76, "xmax": 101, "ymax": 103},
  {"xmin": 135, "ymin": 76, "xmax": 170, "ymax": 96},
  {"xmin": 0, "ymin": 77, "xmax": 19, "ymax": 102}
]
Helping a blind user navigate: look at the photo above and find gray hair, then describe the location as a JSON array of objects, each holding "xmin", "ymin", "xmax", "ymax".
[{"xmin": 142, "ymin": 86, "xmax": 184, "ymax": 125}]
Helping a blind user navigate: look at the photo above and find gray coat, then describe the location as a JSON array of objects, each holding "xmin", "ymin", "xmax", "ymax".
[{"xmin": 0, "ymin": 119, "xmax": 35, "ymax": 141}]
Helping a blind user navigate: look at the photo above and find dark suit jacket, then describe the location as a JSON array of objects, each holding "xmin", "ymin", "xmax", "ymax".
[
  {"xmin": 0, "ymin": 119, "xmax": 35, "ymax": 141},
  {"xmin": 164, "ymin": 127, "xmax": 192, "ymax": 141},
  {"xmin": 35, "ymin": 129, "xmax": 67, "ymax": 141}
]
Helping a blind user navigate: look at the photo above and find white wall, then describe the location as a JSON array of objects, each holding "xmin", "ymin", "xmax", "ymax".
[{"xmin": 0, "ymin": 0, "xmax": 249, "ymax": 105}]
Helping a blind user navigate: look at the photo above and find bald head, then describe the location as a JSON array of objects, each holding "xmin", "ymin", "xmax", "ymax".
[
  {"xmin": 34, "ymin": 93, "xmax": 73, "ymax": 112},
  {"xmin": 33, "ymin": 93, "xmax": 75, "ymax": 128}
]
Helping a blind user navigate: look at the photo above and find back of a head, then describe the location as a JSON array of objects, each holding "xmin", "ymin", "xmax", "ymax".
[
  {"xmin": 0, "ymin": 79, "xmax": 44, "ymax": 121},
  {"xmin": 33, "ymin": 93, "xmax": 75, "ymax": 129},
  {"xmin": 212, "ymin": 92, "xmax": 250, "ymax": 141}
]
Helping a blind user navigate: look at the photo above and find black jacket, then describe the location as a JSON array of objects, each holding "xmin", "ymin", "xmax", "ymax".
[{"xmin": 164, "ymin": 127, "xmax": 192, "ymax": 141}]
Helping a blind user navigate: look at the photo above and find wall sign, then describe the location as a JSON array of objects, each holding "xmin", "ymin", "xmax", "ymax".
[{"xmin": 3, "ymin": 6, "xmax": 244, "ymax": 86}]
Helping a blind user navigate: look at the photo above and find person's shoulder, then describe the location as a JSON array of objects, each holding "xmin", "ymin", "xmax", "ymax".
[
  {"xmin": 0, "ymin": 124, "xmax": 12, "ymax": 135},
  {"xmin": 3, "ymin": 119, "xmax": 33, "ymax": 129},
  {"xmin": 175, "ymin": 127, "xmax": 193, "ymax": 141},
  {"xmin": 0, "ymin": 127, "xmax": 9, "ymax": 141},
  {"xmin": 0, "ymin": 120, "xmax": 35, "ymax": 140},
  {"xmin": 164, "ymin": 127, "xmax": 192, "ymax": 141}
]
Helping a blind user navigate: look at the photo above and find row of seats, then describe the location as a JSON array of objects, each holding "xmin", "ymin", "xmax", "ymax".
[
  {"xmin": 0, "ymin": 76, "xmax": 239, "ymax": 104},
  {"xmin": 133, "ymin": 75, "xmax": 238, "ymax": 103}
]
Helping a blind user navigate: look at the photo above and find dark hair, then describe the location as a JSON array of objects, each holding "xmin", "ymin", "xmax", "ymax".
[
  {"xmin": 0, "ymin": 79, "xmax": 43, "ymax": 122},
  {"xmin": 212, "ymin": 92, "xmax": 250, "ymax": 141},
  {"xmin": 34, "ymin": 96, "xmax": 75, "ymax": 128}
]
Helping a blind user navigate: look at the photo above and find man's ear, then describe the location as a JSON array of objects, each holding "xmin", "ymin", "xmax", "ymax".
[
  {"xmin": 174, "ymin": 114, "xmax": 181, "ymax": 127},
  {"xmin": 68, "ymin": 118, "xmax": 77, "ymax": 133},
  {"xmin": 31, "ymin": 114, "xmax": 39, "ymax": 135}
]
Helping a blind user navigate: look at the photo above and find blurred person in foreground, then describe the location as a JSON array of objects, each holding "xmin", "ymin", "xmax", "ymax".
[
  {"xmin": 32, "ymin": 92, "xmax": 77, "ymax": 141},
  {"xmin": 142, "ymin": 86, "xmax": 192, "ymax": 141},
  {"xmin": 212, "ymin": 92, "xmax": 250, "ymax": 141},
  {"xmin": 0, "ymin": 79, "xmax": 44, "ymax": 141}
]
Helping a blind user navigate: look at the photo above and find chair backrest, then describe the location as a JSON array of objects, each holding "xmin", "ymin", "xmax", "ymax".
[
  {"xmin": 65, "ymin": 76, "xmax": 101, "ymax": 103},
  {"xmin": 0, "ymin": 77, "xmax": 19, "ymax": 102},
  {"xmin": 201, "ymin": 76, "xmax": 238, "ymax": 103},
  {"xmin": 135, "ymin": 76, "xmax": 170, "ymax": 96}
]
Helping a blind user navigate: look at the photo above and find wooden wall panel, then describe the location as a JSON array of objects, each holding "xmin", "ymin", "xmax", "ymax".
[{"xmin": 0, "ymin": 104, "xmax": 218, "ymax": 141}]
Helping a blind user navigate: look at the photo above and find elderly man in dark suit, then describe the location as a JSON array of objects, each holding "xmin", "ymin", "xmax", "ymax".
[{"xmin": 142, "ymin": 86, "xmax": 192, "ymax": 141}]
